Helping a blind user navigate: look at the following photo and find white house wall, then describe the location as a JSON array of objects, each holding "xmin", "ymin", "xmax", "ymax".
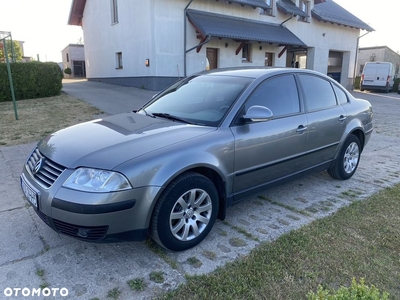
[
  {"xmin": 80, "ymin": 0, "xmax": 363, "ymax": 90},
  {"xmin": 83, "ymin": 0, "xmax": 154, "ymax": 80},
  {"xmin": 287, "ymin": 16, "xmax": 359, "ymax": 87},
  {"xmin": 153, "ymin": 1, "xmax": 185, "ymax": 78}
]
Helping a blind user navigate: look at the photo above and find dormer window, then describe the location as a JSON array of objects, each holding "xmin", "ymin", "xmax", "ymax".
[
  {"xmin": 261, "ymin": 0, "xmax": 274, "ymax": 16},
  {"xmin": 299, "ymin": 1, "xmax": 310, "ymax": 22}
]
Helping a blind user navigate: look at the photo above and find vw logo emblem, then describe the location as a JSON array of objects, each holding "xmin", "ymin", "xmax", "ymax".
[{"xmin": 33, "ymin": 159, "xmax": 44, "ymax": 175}]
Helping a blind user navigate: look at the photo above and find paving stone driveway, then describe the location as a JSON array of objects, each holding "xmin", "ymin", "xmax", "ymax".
[{"xmin": 1, "ymin": 90, "xmax": 400, "ymax": 300}]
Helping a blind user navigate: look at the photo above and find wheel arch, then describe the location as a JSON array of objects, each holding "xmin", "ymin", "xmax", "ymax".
[
  {"xmin": 187, "ymin": 167, "xmax": 227, "ymax": 221},
  {"xmin": 146, "ymin": 165, "xmax": 229, "ymax": 230},
  {"xmin": 348, "ymin": 128, "xmax": 365, "ymax": 152}
]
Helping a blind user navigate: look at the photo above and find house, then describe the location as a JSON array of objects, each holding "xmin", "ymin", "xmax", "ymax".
[
  {"xmin": 68, "ymin": 0, "xmax": 373, "ymax": 90},
  {"xmin": 356, "ymin": 46, "xmax": 400, "ymax": 76},
  {"xmin": 61, "ymin": 44, "xmax": 86, "ymax": 78}
]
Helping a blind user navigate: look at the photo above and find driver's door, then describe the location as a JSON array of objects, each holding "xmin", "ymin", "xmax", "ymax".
[{"xmin": 231, "ymin": 74, "xmax": 308, "ymax": 197}]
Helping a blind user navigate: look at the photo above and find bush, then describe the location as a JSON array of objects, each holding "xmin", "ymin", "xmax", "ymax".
[
  {"xmin": 354, "ymin": 76, "xmax": 361, "ymax": 90},
  {"xmin": 0, "ymin": 61, "xmax": 62, "ymax": 102},
  {"xmin": 394, "ymin": 77, "xmax": 400, "ymax": 92},
  {"xmin": 308, "ymin": 278, "xmax": 390, "ymax": 300},
  {"xmin": 64, "ymin": 67, "xmax": 71, "ymax": 75}
]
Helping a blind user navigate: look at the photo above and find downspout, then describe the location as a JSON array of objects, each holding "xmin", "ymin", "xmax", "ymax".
[
  {"xmin": 353, "ymin": 31, "xmax": 370, "ymax": 90},
  {"xmin": 184, "ymin": 0, "xmax": 195, "ymax": 77},
  {"xmin": 280, "ymin": 15, "xmax": 294, "ymax": 26}
]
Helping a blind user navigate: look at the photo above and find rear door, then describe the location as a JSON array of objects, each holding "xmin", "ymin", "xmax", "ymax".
[
  {"xmin": 231, "ymin": 74, "xmax": 308, "ymax": 195},
  {"xmin": 297, "ymin": 74, "xmax": 347, "ymax": 165}
]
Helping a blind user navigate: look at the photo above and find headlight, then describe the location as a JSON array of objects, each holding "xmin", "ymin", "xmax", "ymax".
[{"xmin": 63, "ymin": 168, "xmax": 132, "ymax": 192}]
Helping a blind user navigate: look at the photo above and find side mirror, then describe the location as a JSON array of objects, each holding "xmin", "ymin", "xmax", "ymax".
[{"xmin": 242, "ymin": 105, "xmax": 273, "ymax": 122}]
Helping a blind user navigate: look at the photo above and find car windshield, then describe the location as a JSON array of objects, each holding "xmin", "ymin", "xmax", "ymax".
[{"xmin": 139, "ymin": 75, "xmax": 251, "ymax": 126}]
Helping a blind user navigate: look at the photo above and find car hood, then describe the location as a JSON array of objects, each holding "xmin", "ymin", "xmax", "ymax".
[{"xmin": 37, "ymin": 112, "xmax": 215, "ymax": 169}]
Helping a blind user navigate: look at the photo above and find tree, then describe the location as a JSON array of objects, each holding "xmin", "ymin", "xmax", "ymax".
[{"xmin": 0, "ymin": 40, "xmax": 23, "ymax": 63}]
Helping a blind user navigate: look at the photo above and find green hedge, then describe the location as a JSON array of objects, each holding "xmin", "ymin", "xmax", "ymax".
[
  {"xmin": 394, "ymin": 78, "xmax": 400, "ymax": 92},
  {"xmin": 0, "ymin": 61, "xmax": 63, "ymax": 102},
  {"xmin": 308, "ymin": 278, "xmax": 389, "ymax": 300},
  {"xmin": 354, "ymin": 76, "xmax": 361, "ymax": 90}
]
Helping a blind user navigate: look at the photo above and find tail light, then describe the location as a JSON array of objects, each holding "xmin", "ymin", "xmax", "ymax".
[
  {"xmin": 387, "ymin": 76, "xmax": 391, "ymax": 83},
  {"xmin": 361, "ymin": 74, "xmax": 364, "ymax": 81}
]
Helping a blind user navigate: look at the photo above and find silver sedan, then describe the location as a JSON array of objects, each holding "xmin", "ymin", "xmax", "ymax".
[{"xmin": 20, "ymin": 68, "xmax": 373, "ymax": 251}]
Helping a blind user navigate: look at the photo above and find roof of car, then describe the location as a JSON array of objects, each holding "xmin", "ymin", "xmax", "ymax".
[{"xmin": 202, "ymin": 67, "xmax": 323, "ymax": 79}]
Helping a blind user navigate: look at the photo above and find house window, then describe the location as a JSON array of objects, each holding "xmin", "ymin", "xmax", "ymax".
[
  {"xmin": 116, "ymin": 52, "xmax": 123, "ymax": 69},
  {"xmin": 66, "ymin": 53, "xmax": 69, "ymax": 63},
  {"xmin": 261, "ymin": 0, "xmax": 274, "ymax": 16},
  {"xmin": 265, "ymin": 52, "xmax": 273, "ymax": 66},
  {"xmin": 242, "ymin": 43, "xmax": 252, "ymax": 63},
  {"xmin": 111, "ymin": 0, "xmax": 119, "ymax": 24},
  {"xmin": 299, "ymin": 1, "xmax": 310, "ymax": 22}
]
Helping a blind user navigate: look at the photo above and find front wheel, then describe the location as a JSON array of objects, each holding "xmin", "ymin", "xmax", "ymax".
[
  {"xmin": 328, "ymin": 135, "xmax": 361, "ymax": 180},
  {"xmin": 150, "ymin": 172, "xmax": 219, "ymax": 251}
]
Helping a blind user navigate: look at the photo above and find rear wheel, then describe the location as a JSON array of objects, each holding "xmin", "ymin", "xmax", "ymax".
[
  {"xmin": 328, "ymin": 135, "xmax": 361, "ymax": 180},
  {"xmin": 150, "ymin": 172, "xmax": 218, "ymax": 251}
]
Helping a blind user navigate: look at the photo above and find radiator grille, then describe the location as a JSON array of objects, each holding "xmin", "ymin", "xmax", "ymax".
[{"xmin": 26, "ymin": 148, "xmax": 66, "ymax": 188}]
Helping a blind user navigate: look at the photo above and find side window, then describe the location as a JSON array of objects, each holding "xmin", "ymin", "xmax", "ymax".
[
  {"xmin": 111, "ymin": 0, "xmax": 119, "ymax": 24},
  {"xmin": 333, "ymin": 84, "xmax": 348, "ymax": 105},
  {"xmin": 245, "ymin": 75, "xmax": 300, "ymax": 117},
  {"xmin": 242, "ymin": 43, "xmax": 252, "ymax": 63},
  {"xmin": 298, "ymin": 75, "xmax": 337, "ymax": 111},
  {"xmin": 115, "ymin": 52, "xmax": 123, "ymax": 69}
]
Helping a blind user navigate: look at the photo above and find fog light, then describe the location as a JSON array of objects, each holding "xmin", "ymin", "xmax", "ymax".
[{"xmin": 77, "ymin": 228, "xmax": 89, "ymax": 238}]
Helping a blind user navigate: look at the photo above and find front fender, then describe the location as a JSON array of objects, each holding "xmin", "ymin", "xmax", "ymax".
[{"xmin": 116, "ymin": 127, "xmax": 235, "ymax": 193}]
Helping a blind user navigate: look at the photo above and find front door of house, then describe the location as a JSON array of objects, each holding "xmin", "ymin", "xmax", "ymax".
[{"xmin": 206, "ymin": 48, "xmax": 218, "ymax": 70}]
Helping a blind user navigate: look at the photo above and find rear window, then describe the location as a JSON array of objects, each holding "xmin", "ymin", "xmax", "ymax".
[
  {"xmin": 333, "ymin": 84, "xmax": 348, "ymax": 105},
  {"xmin": 298, "ymin": 75, "xmax": 337, "ymax": 111}
]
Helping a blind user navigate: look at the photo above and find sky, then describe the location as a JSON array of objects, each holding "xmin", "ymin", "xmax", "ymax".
[
  {"xmin": 333, "ymin": 0, "xmax": 399, "ymax": 53},
  {"xmin": 0, "ymin": 0, "xmax": 398, "ymax": 63},
  {"xmin": 0, "ymin": 0, "xmax": 83, "ymax": 62}
]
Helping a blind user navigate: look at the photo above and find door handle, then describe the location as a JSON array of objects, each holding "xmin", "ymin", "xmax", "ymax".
[
  {"xmin": 338, "ymin": 115, "xmax": 347, "ymax": 122},
  {"xmin": 296, "ymin": 125, "xmax": 308, "ymax": 133}
]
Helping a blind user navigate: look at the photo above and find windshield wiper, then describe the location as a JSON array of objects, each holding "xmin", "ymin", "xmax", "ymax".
[
  {"xmin": 152, "ymin": 113, "xmax": 193, "ymax": 124},
  {"xmin": 140, "ymin": 108, "xmax": 154, "ymax": 118}
]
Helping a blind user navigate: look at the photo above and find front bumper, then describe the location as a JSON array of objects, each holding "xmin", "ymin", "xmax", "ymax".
[{"xmin": 21, "ymin": 161, "xmax": 162, "ymax": 243}]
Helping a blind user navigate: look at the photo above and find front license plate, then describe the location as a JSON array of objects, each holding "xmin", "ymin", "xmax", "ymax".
[{"xmin": 21, "ymin": 176, "xmax": 38, "ymax": 208}]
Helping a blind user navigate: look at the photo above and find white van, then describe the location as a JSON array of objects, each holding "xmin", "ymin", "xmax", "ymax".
[{"xmin": 360, "ymin": 62, "xmax": 396, "ymax": 93}]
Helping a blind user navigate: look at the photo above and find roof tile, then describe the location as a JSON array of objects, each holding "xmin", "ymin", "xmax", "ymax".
[{"xmin": 312, "ymin": 0, "xmax": 374, "ymax": 31}]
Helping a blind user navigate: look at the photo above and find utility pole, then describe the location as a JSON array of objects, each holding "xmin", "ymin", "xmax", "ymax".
[{"xmin": 1, "ymin": 31, "xmax": 18, "ymax": 120}]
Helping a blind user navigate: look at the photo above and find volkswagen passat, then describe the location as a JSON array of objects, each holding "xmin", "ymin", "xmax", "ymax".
[{"xmin": 21, "ymin": 68, "xmax": 373, "ymax": 251}]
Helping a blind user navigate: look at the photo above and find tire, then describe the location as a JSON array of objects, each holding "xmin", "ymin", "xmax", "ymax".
[
  {"xmin": 328, "ymin": 135, "xmax": 361, "ymax": 180},
  {"xmin": 385, "ymin": 83, "xmax": 390, "ymax": 93},
  {"xmin": 150, "ymin": 172, "xmax": 219, "ymax": 251}
]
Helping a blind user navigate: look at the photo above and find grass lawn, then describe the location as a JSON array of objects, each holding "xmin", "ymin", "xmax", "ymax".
[
  {"xmin": 0, "ymin": 93, "xmax": 103, "ymax": 146},
  {"xmin": 162, "ymin": 185, "xmax": 400, "ymax": 299}
]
